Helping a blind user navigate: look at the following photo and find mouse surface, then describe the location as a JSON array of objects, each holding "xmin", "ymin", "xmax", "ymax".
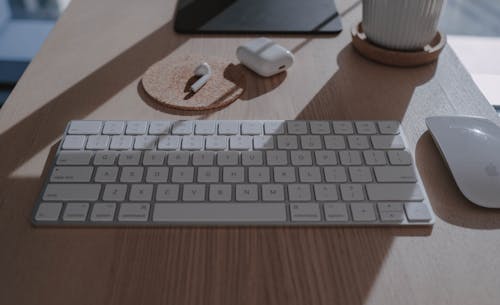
[{"xmin": 426, "ymin": 116, "xmax": 500, "ymax": 208}]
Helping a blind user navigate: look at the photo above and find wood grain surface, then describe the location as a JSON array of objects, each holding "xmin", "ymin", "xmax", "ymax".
[{"xmin": 1, "ymin": 0, "xmax": 500, "ymax": 305}]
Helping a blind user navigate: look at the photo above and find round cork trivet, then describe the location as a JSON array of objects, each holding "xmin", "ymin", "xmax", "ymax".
[
  {"xmin": 142, "ymin": 55, "xmax": 246, "ymax": 111},
  {"xmin": 351, "ymin": 23, "xmax": 447, "ymax": 67}
]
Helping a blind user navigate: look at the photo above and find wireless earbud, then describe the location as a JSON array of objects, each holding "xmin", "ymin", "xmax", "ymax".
[{"xmin": 190, "ymin": 62, "xmax": 212, "ymax": 93}]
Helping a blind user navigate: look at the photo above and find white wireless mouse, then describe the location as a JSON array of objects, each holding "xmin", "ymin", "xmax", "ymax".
[{"xmin": 426, "ymin": 116, "xmax": 500, "ymax": 208}]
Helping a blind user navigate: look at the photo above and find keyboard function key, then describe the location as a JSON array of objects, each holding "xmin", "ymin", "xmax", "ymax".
[
  {"xmin": 332, "ymin": 121, "xmax": 353, "ymax": 134},
  {"xmin": 218, "ymin": 121, "xmax": 240, "ymax": 135},
  {"xmin": 68, "ymin": 121, "xmax": 102, "ymax": 135},
  {"xmin": 86, "ymin": 135, "xmax": 110, "ymax": 150},
  {"xmin": 355, "ymin": 121, "xmax": 377, "ymax": 134},
  {"xmin": 287, "ymin": 121, "xmax": 308, "ymax": 134},
  {"xmin": 309, "ymin": 121, "xmax": 331, "ymax": 134},
  {"xmin": 195, "ymin": 120, "xmax": 216, "ymax": 135},
  {"xmin": 102, "ymin": 121, "xmax": 125, "ymax": 135},
  {"xmin": 378, "ymin": 121, "xmax": 400, "ymax": 134},
  {"xmin": 125, "ymin": 121, "xmax": 148, "ymax": 135},
  {"xmin": 241, "ymin": 121, "xmax": 262, "ymax": 135},
  {"xmin": 264, "ymin": 121, "xmax": 285, "ymax": 135},
  {"xmin": 172, "ymin": 121, "xmax": 194, "ymax": 135},
  {"xmin": 149, "ymin": 121, "xmax": 172, "ymax": 135}
]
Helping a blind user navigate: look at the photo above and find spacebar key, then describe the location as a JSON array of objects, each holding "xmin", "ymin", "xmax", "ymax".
[
  {"xmin": 366, "ymin": 183, "xmax": 424, "ymax": 201},
  {"xmin": 43, "ymin": 184, "xmax": 101, "ymax": 201},
  {"xmin": 153, "ymin": 203, "xmax": 287, "ymax": 223}
]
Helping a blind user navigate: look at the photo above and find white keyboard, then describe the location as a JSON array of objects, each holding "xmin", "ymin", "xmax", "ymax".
[{"xmin": 32, "ymin": 120, "xmax": 435, "ymax": 226}]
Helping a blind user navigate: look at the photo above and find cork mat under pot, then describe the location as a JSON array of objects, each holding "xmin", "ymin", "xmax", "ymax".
[{"xmin": 142, "ymin": 55, "xmax": 246, "ymax": 111}]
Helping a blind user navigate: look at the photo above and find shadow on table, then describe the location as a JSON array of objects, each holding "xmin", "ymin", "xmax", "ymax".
[
  {"xmin": 416, "ymin": 131, "xmax": 500, "ymax": 229},
  {"xmin": 296, "ymin": 44, "xmax": 437, "ymax": 121},
  {"xmin": 0, "ymin": 20, "xmax": 188, "ymax": 191}
]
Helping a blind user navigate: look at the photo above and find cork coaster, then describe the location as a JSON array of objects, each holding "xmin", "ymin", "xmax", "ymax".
[
  {"xmin": 142, "ymin": 55, "xmax": 246, "ymax": 111},
  {"xmin": 351, "ymin": 23, "xmax": 447, "ymax": 67}
]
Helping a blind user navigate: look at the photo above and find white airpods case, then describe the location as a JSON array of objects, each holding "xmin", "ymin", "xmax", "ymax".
[{"xmin": 236, "ymin": 37, "xmax": 294, "ymax": 77}]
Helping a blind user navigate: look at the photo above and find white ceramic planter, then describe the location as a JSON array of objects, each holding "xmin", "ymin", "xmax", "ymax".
[{"xmin": 362, "ymin": 0, "xmax": 446, "ymax": 51}]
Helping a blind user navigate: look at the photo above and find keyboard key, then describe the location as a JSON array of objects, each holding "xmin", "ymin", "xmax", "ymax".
[
  {"xmin": 262, "ymin": 184, "xmax": 285, "ymax": 201},
  {"xmin": 348, "ymin": 166, "xmax": 372, "ymax": 182},
  {"xmin": 95, "ymin": 166, "xmax": 119, "ymax": 182},
  {"xmin": 363, "ymin": 150, "xmax": 387, "ymax": 165},
  {"xmin": 332, "ymin": 121, "xmax": 353, "ymax": 134},
  {"xmin": 371, "ymin": 135, "xmax": 405, "ymax": 149},
  {"xmin": 404, "ymin": 203, "xmax": 432, "ymax": 222},
  {"xmin": 182, "ymin": 184, "xmax": 206, "ymax": 201},
  {"xmin": 149, "ymin": 121, "xmax": 172, "ymax": 135},
  {"xmin": 68, "ymin": 121, "xmax": 102, "ymax": 135},
  {"xmin": 287, "ymin": 121, "xmax": 307, "ymax": 134},
  {"xmin": 223, "ymin": 167, "xmax": 244, "ymax": 183},
  {"xmin": 192, "ymin": 151, "xmax": 215, "ymax": 166},
  {"xmin": 205, "ymin": 136, "xmax": 227, "ymax": 150},
  {"xmin": 134, "ymin": 135, "xmax": 157, "ymax": 150},
  {"xmin": 299, "ymin": 167, "xmax": 322, "ymax": 182},
  {"xmin": 340, "ymin": 184, "xmax": 364, "ymax": 201},
  {"xmin": 94, "ymin": 151, "xmax": 118, "ymax": 165},
  {"xmin": 242, "ymin": 151, "xmax": 263, "ymax": 165},
  {"xmin": 63, "ymin": 203, "xmax": 89, "ymax": 221},
  {"xmin": 374, "ymin": 166, "xmax": 417, "ymax": 183},
  {"xmin": 209, "ymin": 184, "xmax": 232, "ymax": 201},
  {"xmin": 264, "ymin": 121, "xmax": 285, "ymax": 134},
  {"xmin": 35, "ymin": 202, "xmax": 62, "ymax": 221},
  {"xmin": 253, "ymin": 136, "xmax": 274, "ymax": 150},
  {"xmin": 197, "ymin": 167, "xmax": 219, "ymax": 183},
  {"xmin": 313, "ymin": 184, "xmax": 338, "ymax": 201},
  {"xmin": 172, "ymin": 121, "xmax": 194, "ymax": 135},
  {"xmin": 324, "ymin": 166, "xmax": 347, "ymax": 182},
  {"xmin": 102, "ymin": 184, "xmax": 127, "ymax": 201},
  {"xmin": 351, "ymin": 203, "xmax": 376, "ymax": 222},
  {"xmin": 301, "ymin": 135, "xmax": 322, "ymax": 149},
  {"xmin": 118, "ymin": 151, "xmax": 141, "ymax": 165},
  {"xmin": 347, "ymin": 135, "xmax": 370, "ymax": 149},
  {"xmin": 378, "ymin": 121, "xmax": 400, "ymax": 134},
  {"xmin": 156, "ymin": 184, "xmax": 179, "ymax": 201},
  {"xmin": 274, "ymin": 167, "xmax": 296, "ymax": 183},
  {"xmin": 143, "ymin": 151, "xmax": 166, "ymax": 165},
  {"xmin": 230, "ymin": 136, "xmax": 252, "ymax": 150},
  {"xmin": 266, "ymin": 151, "xmax": 288, "ymax": 165},
  {"xmin": 167, "ymin": 151, "xmax": 189, "ymax": 165},
  {"xmin": 324, "ymin": 203, "xmax": 349, "ymax": 222},
  {"xmin": 366, "ymin": 183, "xmax": 424, "ymax": 201},
  {"xmin": 43, "ymin": 184, "xmax": 101, "ymax": 201},
  {"xmin": 339, "ymin": 150, "xmax": 362, "ymax": 165},
  {"xmin": 288, "ymin": 184, "xmax": 312, "ymax": 201},
  {"xmin": 241, "ymin": 121, "xmax": 262, "ymax": 135},
  {"xmin": 102, "ymin": 121, "xmax": 125, "ymax": 135},
  {"xmin": 50, "ymin": 166, "xmax": 93, "ymax": 182},
  {"xmin": 218, "ymin": 121, "xmax": 239, "ymax": 135},
  {"xmin": 171, "ymin": 167, "xmax": 194, "ymax": 183},
  {"xmin": 129, "ymin": 184, "xmax": 153, "ymax": 201},
  {"xmin": 249, "ymin": 167, "xmax": 270, "ymax": 183},
  {"xmin": 324, "ymin": 135, "xmax": 346, "ymax": 149},
  {"xmin": 90, "ymin": 203, "xmax": 116, "ymax": 222},
  {"xmin": 158, "ymin": 136, "xmax": 180, "ymax": 150},
  {"xmin": 195, "ymin": 120, "xmax": 216, "ymax": 135},
  {"xmin": 291, "ymin": 151, "xmax": 312, "ymax": 166},
  {"xmin": 218, "ymin": 151, "xmax": 239, "ymax": 165},
  {"xmin": 182, "ymin": 136, "xmax": 204, "ymax": 150},
  {"xmin": 56, "ymin": 151, "xmax": 92, "ymax": 165},
  {"xmin": 62, "ymin": 135, "xmax": 86, "ymax": 150},
  {"xmin": 153, "ymin": 203, "xmax": 286, "ymax": 222},
  {"xmin": 355, "ymin": 121, "xmax": 377, "ymax": 134},
  {"xmin": 315, "ymin": 151, "xmax": 337, "ymax": 165},
  {"xmin": 86, "ymin": 135, "xmax": 110, "ymax": 150},
  {"xmin": 309, "ymin": 121, "xmax": 331, "ymax": 134},
  {"xmin": 118, "ymin": 203, "xmax": 150, "ymax": 222},
  {"xmin": 290, "ymin": 203, "xmax": 321, "ymax": 222},
  {"xmin": 236, "ymin": 184, "xmax": 258, "ymax": 201},
  {"xmin": 387, "ymin": 150, "xmax": 412, "ymax": 165},
  {"xmin": 110, "ymin": 135, "xmax": 133, "ymax": 150},
  {"xmin": 120, "ymin": 167, "xmax": 144, "ymax": 182},
  {"xmin": 277, "ymin": 135, "xmax": 298, "ymax": 149},
  {"xmin": 126, "ymin": 121, "xmax": 148, "ymax": 135},
  {"xmin": 145, "ymin": 167, "xmax": 169, "ymax": 183}
]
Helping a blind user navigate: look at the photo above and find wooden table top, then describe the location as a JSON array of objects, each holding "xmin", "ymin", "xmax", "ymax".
[{"xmin": 1, "ymin": 0, "xmax": 500, "ymax": 304}]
